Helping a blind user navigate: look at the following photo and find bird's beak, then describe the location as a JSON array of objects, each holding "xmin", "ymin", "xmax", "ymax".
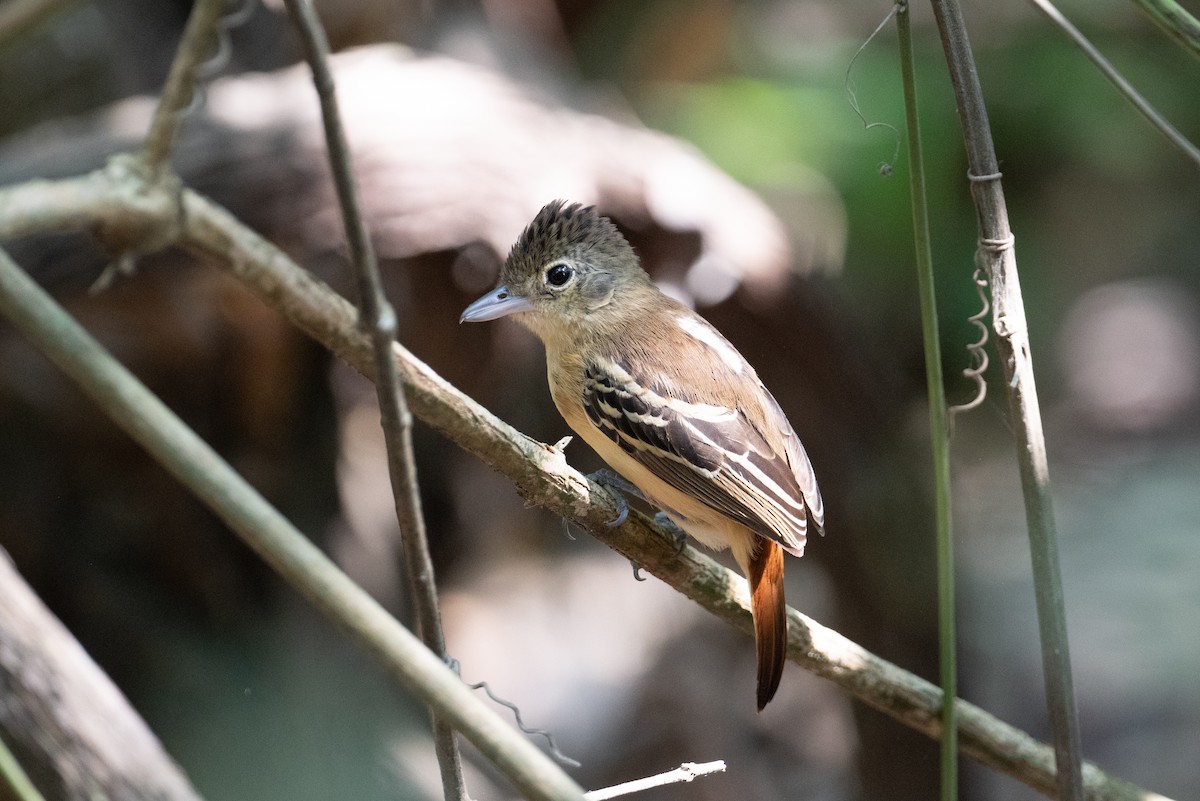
[{"xmin": 460, "ymin": 285, "xmax": 535, "ymax": 323}]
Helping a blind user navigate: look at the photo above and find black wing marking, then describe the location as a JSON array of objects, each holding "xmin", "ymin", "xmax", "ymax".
[{"xmin": 582, "ymin": 359, "xmax": 812, "ymax": 552}]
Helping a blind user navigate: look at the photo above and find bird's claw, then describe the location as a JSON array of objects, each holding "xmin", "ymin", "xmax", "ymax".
[
  {"xmin": 587, "ymin": 469, "xmax": 642, "ymax": 527},
  {"xmin": 630, "ymin": 560, "xmax": 647, "ymax": 581},
  {"xmin": 653, "ymin": 512, "xmax": 689, "ymax": 555},
  {"xmin": 607, "ymin": 497, "xmax": 629, "ymax": 527}
]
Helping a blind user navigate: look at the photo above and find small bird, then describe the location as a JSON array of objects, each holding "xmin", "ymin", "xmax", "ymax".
[{"xmin": 461, "ymin": 201, "xmax": 824, "ymax": 710}]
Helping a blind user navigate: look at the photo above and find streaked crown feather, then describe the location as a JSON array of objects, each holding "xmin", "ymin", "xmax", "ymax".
[{"xmin": 504, "ymin": 200, "xmax": 640, "ymax": 281}]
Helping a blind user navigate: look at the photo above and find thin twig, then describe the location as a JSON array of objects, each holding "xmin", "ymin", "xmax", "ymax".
[
  {"xmin": 1129, "ymin": 0, "xmax": 1200, "ymax": 60},
  {"xmin": 142, "ymin": 0, "xmax": 227, "ymax": 177},
  {"xmin": 0, "ymin": 172, "xmax": 1167, "ymax": 801},
  {"xmin": 927, "ymin": 2, "xmax": 1085, "ymax": 800},
  {"xmin": 0, "ymin": 243, "xmax": 586, "ymax": 801},
  {"xmin": 279, "ymin": 1, "xmax": 466, "ymax": 798},
  {"xmin": 1027, "ymin": 0, "xmax": 1200, "ymax": 170},
  {"xmin": 894, "ymin": 4, "xmax": 957, "ymax": 799},
  {"xmin": 583, "ymin": 762, "xmax": 726, "ymax": 801}
]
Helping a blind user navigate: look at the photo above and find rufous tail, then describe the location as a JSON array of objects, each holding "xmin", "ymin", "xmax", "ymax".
[{"xmin": 748, "ymin": 539, "xmax": 787, "ymax": 711}]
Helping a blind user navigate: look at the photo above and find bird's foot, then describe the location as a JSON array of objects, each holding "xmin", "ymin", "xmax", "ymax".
[
  {"xmin": 629, "ymin": 514, "xmax": 686, "ymax": 581},
  {"xmin": 653, "ymin": 512, "xmax": 689, "ymax": 555},
  {"xmin": 586, "ymin": 469, "xmax": 644, "ymax": 527}
]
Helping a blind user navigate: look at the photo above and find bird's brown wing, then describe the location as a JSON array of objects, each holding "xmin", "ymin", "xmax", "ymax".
[
  {"xmin": 582, "ymin": 358, "xmax": 815, "ymax": 555},
  {"xmin": 759, "ymin": 384, "xmax": 825, "ymax": 536}
]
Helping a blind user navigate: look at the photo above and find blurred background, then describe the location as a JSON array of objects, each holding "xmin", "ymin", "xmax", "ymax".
[{"xmin": 0, "ymin": 0, "xmax": 1197, "ymax": 799}]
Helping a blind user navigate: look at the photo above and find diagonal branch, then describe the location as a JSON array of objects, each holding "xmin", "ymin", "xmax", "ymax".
[
  {"xmin": 0, "ymin": 240, "xmax": 585, "ymax": 801},
  {"xmin": 0, "ymin": 168, "xmax": 1169, "ymax": 801},
  {"xmin": 280, "ymin": 1, "xmax": 466, "ymax": 798},
  {"xmin": 1028, "ymin": 0, "xmax": 1200, "ymax": 170}
]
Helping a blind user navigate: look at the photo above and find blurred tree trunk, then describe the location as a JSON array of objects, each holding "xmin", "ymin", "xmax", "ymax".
[{"xmin": 0, "ymin": 547, "xmax": 203, "ymax": 801}]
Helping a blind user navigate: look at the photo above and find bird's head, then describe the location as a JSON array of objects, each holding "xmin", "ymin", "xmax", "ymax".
[{"xmin": 460, "ymin": 201, "xmax": 651, "ymax": 341}]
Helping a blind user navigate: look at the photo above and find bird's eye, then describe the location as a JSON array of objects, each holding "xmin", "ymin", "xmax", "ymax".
[{"xmin": 545, "ymin": 263, "xmax": 574, "ymax": 287}]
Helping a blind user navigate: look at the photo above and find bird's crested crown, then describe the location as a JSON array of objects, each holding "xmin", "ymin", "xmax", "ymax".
[{"xmin": 503, "ymin": 200, "xmax": 640, "ymax": 282}]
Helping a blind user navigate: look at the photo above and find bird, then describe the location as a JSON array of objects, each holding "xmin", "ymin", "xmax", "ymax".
[{"xmin": 460, "ymin": 200, "xmax": 824, "ymax": 710}]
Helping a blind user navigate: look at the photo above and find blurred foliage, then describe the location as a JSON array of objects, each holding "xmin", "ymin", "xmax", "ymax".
[{"xmin": 573, "ymin": 0, "xmax": 1200, "ymax": 400}]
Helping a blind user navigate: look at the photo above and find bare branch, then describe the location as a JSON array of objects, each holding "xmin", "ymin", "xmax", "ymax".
[
  {"xmin": 142, "ymin": 0, "xmax": 226, "ymax": 176},
  {"xmin": 279, "ymin": 2, "xmax": 467, "ymax": 799}
]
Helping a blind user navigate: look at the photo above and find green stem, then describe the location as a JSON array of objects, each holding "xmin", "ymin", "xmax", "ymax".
[
  {"xmin": 927, "ymin": 1, "xmax": 1085, "ymax": 799},
  {"xmin": 1129, "ymin": 0, "xmax": 1200, "ymax": 59},
  {"xmin": 896, "ymin": 4, "xmax": 957, "ymax": 799},
  {"xmin": 0, "ymin": 734, "xmax": 45, "ymax": 801},
  {"xmin": 1028, "ymin": 0, "xmax": 1200, "ymax": 170}
]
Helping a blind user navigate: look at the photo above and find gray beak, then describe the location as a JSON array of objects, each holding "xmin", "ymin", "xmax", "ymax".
[{"xmin": 460, "ymin": 285, "xmax": 535, "ymax": 323}]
